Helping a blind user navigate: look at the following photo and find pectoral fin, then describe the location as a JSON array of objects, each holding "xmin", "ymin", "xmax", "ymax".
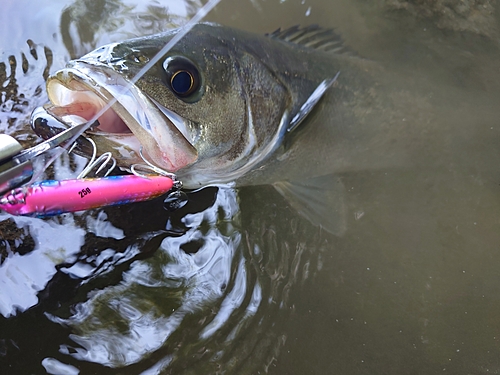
[
  {"xmin": 286, "ymin": 73, "xmax": 339, "ymax": 133},
  {"xmin": 273, "ymin": 174, "xmax": 347, "ymax": 236}
]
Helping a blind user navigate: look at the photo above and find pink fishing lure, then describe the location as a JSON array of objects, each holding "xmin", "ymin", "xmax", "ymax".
[{"xmin": 0, "ymin": 175, "xmax": 174, "ymax": 217}]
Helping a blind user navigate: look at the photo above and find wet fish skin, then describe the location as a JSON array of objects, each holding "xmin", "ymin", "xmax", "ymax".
[
  {"xmin": 44, "ymin": 23, "xmax": 422, "ymax": 189},
  {"xmin": 115, "ymin": 24, "xmax": 329, "ymax": 185}
]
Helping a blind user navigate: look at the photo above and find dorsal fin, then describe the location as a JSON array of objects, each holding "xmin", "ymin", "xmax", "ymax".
[{"xmin": 266, "ymin": 25, "xmax": 353, "ymax": 54}]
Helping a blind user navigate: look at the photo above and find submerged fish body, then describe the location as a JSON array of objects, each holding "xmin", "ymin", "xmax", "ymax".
[{"xmin": 42, "ymin": 23, "xmax": 414, "ymax": 188}]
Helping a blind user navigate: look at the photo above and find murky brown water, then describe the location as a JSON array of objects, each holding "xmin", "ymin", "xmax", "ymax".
[{"xmin": 1, "ymin": 0, "xmax": 500, "ymax": 374}]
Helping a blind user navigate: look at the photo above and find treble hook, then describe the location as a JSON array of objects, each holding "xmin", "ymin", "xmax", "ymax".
[
  {"xmin": 130, "ymin": 147, "xmax": 182, "ymax": 189},
  {"xmin": 75, "ymin": 137, "xmax": 117, "ymax": 179}
]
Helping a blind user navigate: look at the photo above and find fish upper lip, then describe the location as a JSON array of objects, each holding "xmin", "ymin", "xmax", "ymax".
[{"xmin": 45, "ymin": 61, "xmax": 198, "ymax": 172}]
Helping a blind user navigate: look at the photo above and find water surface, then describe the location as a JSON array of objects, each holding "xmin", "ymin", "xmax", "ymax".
[{"xmin": 1, "ymin": 0, "xmax": 500, "ymax": 374}]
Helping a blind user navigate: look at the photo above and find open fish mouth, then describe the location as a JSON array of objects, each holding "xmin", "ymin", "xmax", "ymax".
[{"xmin": 45, "ymin": 62, "xmax": 198, "ymax": 172}]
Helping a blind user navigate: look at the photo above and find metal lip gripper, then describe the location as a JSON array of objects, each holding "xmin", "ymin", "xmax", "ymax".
[{"xmin": 0, "ymin": 112, "xmax": 91, "ymax": 195}]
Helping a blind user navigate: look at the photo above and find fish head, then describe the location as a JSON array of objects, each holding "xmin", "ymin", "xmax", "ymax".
[{"xmin": 44, "ymin": 23, "xmax": 294, "ymax": 187}]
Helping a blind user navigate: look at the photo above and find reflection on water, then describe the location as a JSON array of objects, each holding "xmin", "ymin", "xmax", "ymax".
[
  {"xmin": 0, "ymin": 213, "xmax": 85, "ymax": 317},
  {"xmin": 0, "ymin": 0, "xmax": 500, "ymax": 374},
  {"xmin": 0, "ymin": 181, "xmax": 322, "ymax": 373},
  {"xmin": 53, "ymin": 187, "xmax": 240, "ymax": 368},
  {"xmin": 59, "ymin": 0, "xmax": 202, "ymax": 58}
]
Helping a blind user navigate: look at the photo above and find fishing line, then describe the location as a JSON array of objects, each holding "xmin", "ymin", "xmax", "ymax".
[{"xmin": 32, "ymin": 0, "xmax": 221, "ymax": 182}]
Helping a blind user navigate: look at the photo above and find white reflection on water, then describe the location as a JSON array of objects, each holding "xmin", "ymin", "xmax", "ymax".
[
  {"xmin": 42, "ymin": 357, "xmax": 80, "ymax": 375},
  {"xmin": 48, "ymin": 187, "xmax": 246, "ymax": 368},
  {"xmin": 0, "ymin": 213, "xmax": 85, "ymax": 317}
]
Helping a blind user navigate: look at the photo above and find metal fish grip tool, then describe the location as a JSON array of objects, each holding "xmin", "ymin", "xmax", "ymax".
[
  {"xmin": 0, "ymin": 134, "xmax": 34, "ymax": 195},
  {"xmin": 0, "ymin": 120, "xmax": 89, "ymax": 195}
]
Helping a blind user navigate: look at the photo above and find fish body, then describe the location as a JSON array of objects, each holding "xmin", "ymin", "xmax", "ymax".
[{"xmin": 41, "ymin": 23, "xmax": 416, "ymax": 190}]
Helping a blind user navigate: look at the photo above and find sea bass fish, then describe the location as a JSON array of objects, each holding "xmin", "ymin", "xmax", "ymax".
[{"xmin": 38, "ymin": 23, "xmax": 427, "ymax": 233}]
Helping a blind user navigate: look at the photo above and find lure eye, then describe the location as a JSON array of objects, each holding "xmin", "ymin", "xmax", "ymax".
[{"xmin": 163, "ymin": 56, "xmax": 201, "ymax": 99}]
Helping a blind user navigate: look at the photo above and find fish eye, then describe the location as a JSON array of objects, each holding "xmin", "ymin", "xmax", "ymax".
[
  {"xmin": 163, "ymin": 56, "xmax": 201, "ymax": 100},
  {"xmin": 171, "ymin": 70, "xmax": 194, "ymax": 95}
]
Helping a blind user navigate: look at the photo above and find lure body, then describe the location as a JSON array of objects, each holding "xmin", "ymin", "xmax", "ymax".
[{"xmin": 0, "ymin": 175, "xmax": 174, "ymax": 216}]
